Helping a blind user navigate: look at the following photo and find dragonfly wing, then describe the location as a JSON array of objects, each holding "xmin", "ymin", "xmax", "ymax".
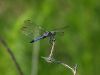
[
  {"xmin": 30, "ymin": 35, "xmax": 46, "ymax": 43},
  {"xmin": 52, "ymin": 25, "xmax": 69, "ymax": 36},
  {"xmin": 21, "ymin": 20, "xmax": 36, "ymax": 38},
  {"xmin": 21, "ymin": 20, "xmax": 46, "ymax": 38},
  {"xmin": 52, "ymin": 25, "xmax": 69, "ymax": 32}
]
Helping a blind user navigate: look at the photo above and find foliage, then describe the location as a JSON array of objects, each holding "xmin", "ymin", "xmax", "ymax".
[{"xmin": 0, "ymin": 0, "xmax": 100, "ymax": 75}]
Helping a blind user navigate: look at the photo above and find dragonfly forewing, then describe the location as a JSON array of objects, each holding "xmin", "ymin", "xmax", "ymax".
[{"xmin": 21, "ymin": 20, "xmax": 46, "ymax": 38}]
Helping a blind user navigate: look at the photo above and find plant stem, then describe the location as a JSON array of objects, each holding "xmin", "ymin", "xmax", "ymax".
[
  {"xmin": 0, "ymin": 36, "xmax": 24, "ymax": 75},
  {"xmin": 31, "ymin": 28, "xmax": 40, "ymax": 75}
]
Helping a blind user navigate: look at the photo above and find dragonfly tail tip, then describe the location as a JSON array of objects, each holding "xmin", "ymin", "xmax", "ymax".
[{"xmin": 30, "ymin": 40, "xmax": 34, "ymax": 43}]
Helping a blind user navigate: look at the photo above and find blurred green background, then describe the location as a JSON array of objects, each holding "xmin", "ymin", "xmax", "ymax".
[{"xmin": 0, "ymin": 0, "xmax": 100, "ymax": 75}]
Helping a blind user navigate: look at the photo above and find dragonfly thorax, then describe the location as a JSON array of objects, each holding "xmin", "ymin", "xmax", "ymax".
[
  {"xmin": 43, "ymin": 31, "xmax": 56, "ymax": 37},
  {"xmin": 48, "ymin": 31, "xmax": 56, "ymax": 37}
]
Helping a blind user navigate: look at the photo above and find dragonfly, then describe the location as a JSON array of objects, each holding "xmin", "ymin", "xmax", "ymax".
[{"xmin": 21, "ymin": 20, "xmax": 69, "ymax": 44}]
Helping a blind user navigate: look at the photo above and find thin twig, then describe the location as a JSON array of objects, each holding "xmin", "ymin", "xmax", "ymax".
[
  {"xmin": 42, "ymin": 40, "xmax": 77, "ymax": 75},
  {"xmin": 41, "ymin": 40, "xmax": 55, "ymax": 63},
  {"xmin": 61, "ymin": 63, "xmax": 77, "ymax": 75},
  {"xmin": 0, "ymin": 36, "xmax": 24, "ymax": 75},
  {"xmin": 48, "ymin": 41, "xmax": 55, "ymax": 59}
]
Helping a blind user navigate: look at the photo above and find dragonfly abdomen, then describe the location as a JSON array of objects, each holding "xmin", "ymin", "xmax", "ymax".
[{"xmin": 30, "ymin": 35, "xmax": 47, "ymax": 43}]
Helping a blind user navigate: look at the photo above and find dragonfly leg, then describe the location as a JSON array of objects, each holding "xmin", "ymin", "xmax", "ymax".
[{"xmin": 49, "ymin": 36, "xmax": 55, "ymax": 45}]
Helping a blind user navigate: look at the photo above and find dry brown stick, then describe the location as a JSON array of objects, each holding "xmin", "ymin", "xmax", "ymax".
[{"xmin": 0, "ymin": 36, "xmax": 24, "ymax": 75}]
